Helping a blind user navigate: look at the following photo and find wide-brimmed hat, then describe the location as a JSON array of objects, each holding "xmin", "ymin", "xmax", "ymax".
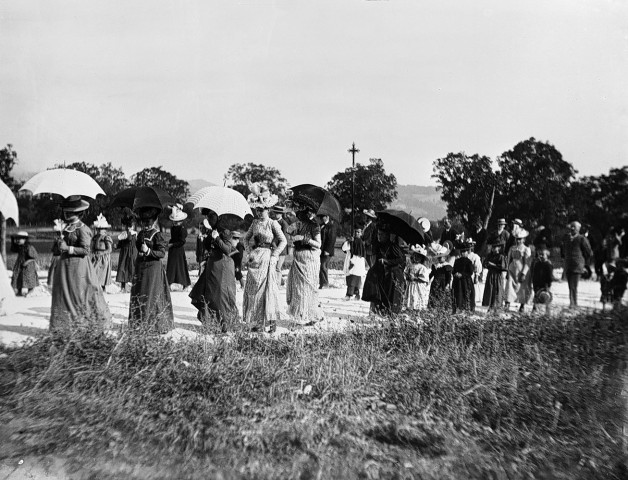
[
  {"xmin": 512, "ymin": 218, "xmax": 523, "ymax": 226},
  {"xmin": 417, "ymin": 217, "xmax": 431, "ymax": 232},
  {"xmin": 363, "ymin": 209, "xmax": 377, "ymax": 219},
  {"xmin": 410, "ymin": 244, "xmax": 428, "ymax": 257},
  {"xmin": 169, "ymin": 204, "xmax": 188, "ymax": 222},
  {"xmin": 534, "ymin": 289, "xmax": 553, "ymax": 305},
  {"xmin": 12, "ymin": 231, "xmax": 29, "ymax": 238},
  {"xmin": 515, "ymin": 229, "xmax": 529, "ymax": 239},
  {"xmin": 247, "ymin": 183, "xmax": 278, "ymax": 209},
  {"xmin": 61, "ymin": 195, "xmax": 90, "ymax": 212},
  {"xmin": 92, "ymin": 213, "xmax": 111, "ymax": 229},
  {"xmin": 427, "ymin": 242, "xmax": 450, "ymax": 258},
  {"xmin": 136, "ymin": 206, "xmax": 161, "ymax": 220},
  {"xmin": 497, "ymin": 218, "xmax": 507, "ymax": 226}
]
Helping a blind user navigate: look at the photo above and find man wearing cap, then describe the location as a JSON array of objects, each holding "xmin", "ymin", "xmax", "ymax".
[
  {"xmin": 319, "ymin": 214, "xmax": 337, "ymax": 289},
  {"xmin": 362, "ymin": 209, "xmax": 377, "ymax": 268},
  {"xmin": 271, "ymin": 205, "xmax": 290, "ymax": 286}
]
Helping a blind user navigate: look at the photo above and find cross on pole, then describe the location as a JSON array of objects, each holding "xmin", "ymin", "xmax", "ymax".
[{"xmin": 348, "ymin": 142, "xmax": 360, "ymax": 235}]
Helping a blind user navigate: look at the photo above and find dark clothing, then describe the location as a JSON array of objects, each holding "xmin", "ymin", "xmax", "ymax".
[
  {"xmin": 47, "ymin": 242, "xmax": 61, "ymax": 288},
  {"xmin": 561, "ymin": 234, "xmax": 592, "ymax": 274},
  {"xmin": 363, "ymin": 221, "xmax": 377, "ymax": 267},
  {"xmin": 116, "ymin": 229, "xmax": 137, "ymax": 284},
  {"xmin": 428, "ymin": 263, "xmax": 453, "ymax": 309},
  {"xmin": 612, "ymin": 269, "xmax": 628, "ymax": 302},
  {"xmin": 129, "ymin": 228, "xmax": 174, "ymax": 334},
  {"xmin": 482, "ymin": 252, "xmax": 507, "ymax": 308},
  {"xmin": 231, "ymin": 242, "xmax": 245, "ymax": 281},
  {"xmin": 10, "ymin": 241, "xmax": 38, "ymax": 292},
  {"xmin": 166, "ymin": 225, "xmax": 191, "ymax": 288},
  {"xmin": 362, "ymin": 241, "xmax": 406, "ymax": 315},
  {"xmin": 567, "ymin": 273, "xmax": 580, "ymax": 307},
  {"xmin": 275, "ymin": 218, "xmax": 290, "ymax": 256},
  {"xmin": 439, "ymin": 228, "xmax": 458, "ymax": 245},
  {"xmin": 531, "ymin": 260, "xmax": 553, "ymax": 292},
  {"xmin": 533, "ymin": 228, "xmax": 553, "ymax": 250},
  {"xmin": 319, "ymin": 255, "xmax": 331, "ymax": 288},
  {"xmin": 190, "ymin": 232, "xmax": 237, "ymax": 327},
  {"xmin": 346, "ymin": 275, "xmax": 362, "ymax": 298},
  {"xmin": 473, "ymin": 228, "xmax": 488, "ymax": 258},
  {"xmin": 492, "ymin": 229, "xmax": 511, "ymax": 250},
  {"xmin": 320, "ymin": 221, "xmax": 337, "ymax": 257},
  {"xmin": 452, "ymin": 257, "xmax": 475, "ymax": 312}
]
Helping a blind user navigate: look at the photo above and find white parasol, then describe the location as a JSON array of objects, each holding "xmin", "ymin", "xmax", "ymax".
[
  {"xmin": 20, "ymin": 169, "xmax": 105, "ymax": 199},
  {"xmin": 187, "ymin": 186, "xmax": 252, "ymax": 219},
  {"xmin": 0, "ymin": 178, "xmax": 18, "ymax": 225}
]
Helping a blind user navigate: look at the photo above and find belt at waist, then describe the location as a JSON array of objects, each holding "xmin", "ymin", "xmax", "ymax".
[{"xmin": 254, "ymin": 243, "xmax": 272, "ymax": 249}]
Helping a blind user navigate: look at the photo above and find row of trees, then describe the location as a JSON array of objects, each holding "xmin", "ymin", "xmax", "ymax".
[{"xmin": 432, "ymin": 137, "xmax": 627, "ymax": 239}]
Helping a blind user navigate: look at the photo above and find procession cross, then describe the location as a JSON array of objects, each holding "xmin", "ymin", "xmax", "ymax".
[{"xmin": 348, "ymin": 142, "xmax": 359, "ymax": 235}]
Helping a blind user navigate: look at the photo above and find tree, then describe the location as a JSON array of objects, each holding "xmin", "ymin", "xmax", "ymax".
[
  {"xmin": 223, "ymin": 163, "xmax": 289, "ymax": 200},
  {"xmin": 497, "ymin": 138, "xmax": 576, "ymax": 228},
  {"xmin": 131, "ymin": 166, "xmax": 189, "ymax": 202},
  {"xmin": 326, "ymin": 158, "xmax": 398, "ymax": 215},
  {"xmin": 432, "ymin": 153, "xmax": 502, "ymax": 230}
]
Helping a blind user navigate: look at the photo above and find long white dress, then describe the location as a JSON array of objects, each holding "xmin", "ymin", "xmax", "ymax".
[{"xmin": 506, "ymin": 244, "xmax": 531, "ymax": 304}]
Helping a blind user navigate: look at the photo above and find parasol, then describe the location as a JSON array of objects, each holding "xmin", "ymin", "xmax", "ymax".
[
  {"xmin": 289, "ymin": 184, "xmax": 342, "ymax": 222},
  {"xmin": 20, "ymin": 169, "xmax": 105, "ymax": 199},
  {"xmin": 0, "ymin": 179, "xmax": 19, "ymax": 225},
  {"xmin": 376, "ymin": 209, "xmax": 426, "ymax": 245},
  {"xmin": 187, "ymin": 186, "xmax": 252, "ymax": 220},
  {"xmin": 110, "ymin": 186, "xmax": 176, "ymax": 211}
]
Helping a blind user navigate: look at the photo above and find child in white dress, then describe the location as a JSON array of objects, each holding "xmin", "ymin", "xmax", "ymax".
[
  {"xmin": 404, "ymin": 245, "xmax": 430, "ymax": 311},
  {"xmin": 342, "ymin": 234, "xmax": 367, "ymax": 300}
]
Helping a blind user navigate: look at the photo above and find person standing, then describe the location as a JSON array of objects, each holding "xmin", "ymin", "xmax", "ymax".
[
  {"xmin": 10, "ymin": 231, "xmax": 38, "ymax": 296},
  {"xmin": 427, "ymin": 243, "xmax": 453, "ymax": 310},
  {"xmin": 531, "ymin": 248, "xmax": 553, "ymax": 314},
  {"xmin": 505, "ymin": 219, "xmax": 523, "ymax": 255},
  {"xmin": 472, "ymin": 218, "xmax": 488, "ymax": 260},
  {"xmin": 505, "ymin": 229, "xmax": 532, "ymax": 312},
  {"xmin": 129, "ymin": 205, "xmax": 174, "ymax": 334},
  {"xmin": 242, "ymin": 184, "xmax": 287, "ymax": 333},
  {"xmin": 91, "ymin": 214, "xmax": 113, "ymax": 290},
  {"xmin": 439, "ymin": 218, "xmax": 458, "ymax": 245},
  {"xmin": 492, "ymin": 219, "xmax": 511, "ymax": 250},
  {"xmin": 561, "ymin": 221, "xmax": 593, "ymax": 308},
  {"xmin": 319, "ymin": 214, "xmax": 337, "ymax": 289},
  {"xmin": 116, "ymin": 213, "xmax": 138, "ymax": 292},
  {"xmin": 341, "ymin": 230, "xmax": 367, "ymax": 301},
  {"xmin": 166, "ymin": 205, "xmax": 191, "ymax": 290},
  {"xmin": 452, "ymin": 243, "xmax": 475, "ymax": 313},
  {"xmin": 229, "ymin": 231, "xmax": 246, "ymax": 290},
  {"xmin": 50, "ymin": 196, "xmax": 111, "ymax": 332},
  {"xmin": 270, "ymin": 205, "xmax": 290, "ymax": 286},
  {"xmin": 404, "ymin": 245, "xmax": 430, "ymax": 311},
  {"xmin": 286, "ymin": 203, "xmax": 324, "ymax": 325},
  {"xmin": 482, "ymin": 238, "xmax": 508, "ymax": 312},
  {"xmin": 362, "ymin": 209, "xmax": 378, "ymax": 268}
]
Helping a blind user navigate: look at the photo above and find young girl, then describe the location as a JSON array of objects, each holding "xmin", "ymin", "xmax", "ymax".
[
  {"xmin": 342, "ymin": 232, "xmax": 367, "ymax": 301},
  {"xmin": 452, "ymin": 242, "xmax": 475, "ymax": 313},
  {"xmin": 91, "ymin": 214, "xmax": 113, "ymax": 290},
  {"xmin": 427, "ymin": 243, "xmax": 453, "ymax": 309},
  {"xmin": 229, "ymin": 231, "xmax": 246, "ymax": 290},
  {"xmin": 129, "ymin": 205, "xmax": 174, "ymax": 334},
  {"xmin": 482, "ymin": 239, "xmax": 507, "ymax": 311},
  {"xmin": 166, "ymin": 204, "xmax": 191, "ymax": 290},
  {"xmin": 531, "ymin": 247, "xmax": 553, "ymax": 314},
  {"xmin": 10, "ymin": 231, "xmax": 38, "ymax": 296},
  {"xmin": 404, "ymin": 245, "xmax": 430, "ymax": 311},
  {"xmin": 116, "ymin": 213, "xmax": 137, "ymax": 292}
]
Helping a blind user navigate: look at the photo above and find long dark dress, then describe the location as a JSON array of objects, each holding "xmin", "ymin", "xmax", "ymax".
[
  {"xmin": 482, "ymin": 252, "xmax": 507, "ymax": 308},
  {"xmin": 452, "ymin": 256, "xmax": 475, "ymax": 312},
  {"xmin": 50, "ymin": 222, "xmax": 112, "ymax": 332},
  {"xmin": 47, "ymin": 242, "xmax": 61, "ymax": 288},
  {"xmin": 428, "ymin": 262, "xmax": 453, "ymax": 309},
  {"xmin": 362, "ymin": 240, "xmax": 406, "ymax": 315},
  {"xmin": 129, "ymin": 228, "xmax": 174, "ymax": 334},
  {"xmin": 11, "ymin": 241, "xmax": 38, "ymax": 293},
  {"xmin": 189, "ymin": 231, "xmax": 237, "ymax": 326},
  {"xmin": 116, "ymin": 229, "xmax": 137, "ymax": 284},
  {"xmin": 166, "ymin": 225, "xmax": 191, "ymax": 288}
]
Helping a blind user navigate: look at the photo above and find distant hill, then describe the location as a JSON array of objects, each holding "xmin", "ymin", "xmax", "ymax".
[
  {"xmin": 389, "ymin": 185, "xmax": 447, "ymax": 221},
  {"xmin": 187, "ymin": 178, "xmax": 216, "ymax": 194}
]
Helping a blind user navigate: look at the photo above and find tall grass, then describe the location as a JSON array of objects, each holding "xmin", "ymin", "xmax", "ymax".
[{"xmin": 1, "ymin": 309, "xmax": 627, "ymax": 479}]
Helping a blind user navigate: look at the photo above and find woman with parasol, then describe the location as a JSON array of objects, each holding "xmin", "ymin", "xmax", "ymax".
[
  {"xmin": 285, "ymin": 197, "xmax": 324, "ymax": 326},
  {"xmin": 242, "ymin": 184, "xmax": 287, "ymax": 333},
  {"xmin": 50, "ymin": 195, "xmax": 112, "ymax": 332}
]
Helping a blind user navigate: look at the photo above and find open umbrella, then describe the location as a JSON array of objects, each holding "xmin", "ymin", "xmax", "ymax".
[
  {"xmin": 110, "ymin": 186, "xmax": 176, "ymax": 211},
  {"xmin": 20, "ymin": 169, "xmax": 105, "ymax": 199},
  {"xmin": 289, "ymin": 184, "xmax": 342, "ymax": 221},
  {"xmin": 376, "ymin": 209, "xmax": 426, "ymax": 245},
  {"xmin": 187, "ymin": 186, "xmax": 252, "ymax": 220},
  {"xmin": 0, "ymin": 179, "xmax": 18, "ymax": 225}
]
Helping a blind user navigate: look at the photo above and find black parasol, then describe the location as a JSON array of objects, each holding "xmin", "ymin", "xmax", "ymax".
[
  {"xmin": 110, "ymin": 186, "xmax": 177, "ymax": 211},
  {"xmin": 376, "ymin": 209, "xmax": 426, "ymax": 245},
  {"xmin": 289, "ymin": 184, "xmax": 342, "ymax": 222}
]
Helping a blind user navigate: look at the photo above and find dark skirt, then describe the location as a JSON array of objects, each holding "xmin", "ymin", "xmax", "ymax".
[
  {"xmin": 346, "ymin": 274, "xmax": 362, "ymax": 289},
  {"xmin": 189, "ymin": 254, "xmax": 237, "ymax": 324},
  {"xmin": 362, "ymin": 263, "xmax": 404, "ymax": 315},
  {"xmin": 452, "ymin": 274, "xmax": 475, "ymax": 312},
  {"xmin": 116, "ymin": 240, "xmax": 137, "ymax": 284},
  {"xmin": 129, "ymin": 260, "xmax": 174, "ymax": 334},
  {"xmin": 482, "ymin": 270, "xmax": 504, "ymax": 308},
  {"xmin": 428, "ymin": 275, "xmax": 451, "ymax": 309},
  {"xmin": 166, "ymin": 245, "xmax": 191, "ymax": 288},
  {"xmin": 50, "ymin": 255, "xmax": 112, "ymax": 332}
]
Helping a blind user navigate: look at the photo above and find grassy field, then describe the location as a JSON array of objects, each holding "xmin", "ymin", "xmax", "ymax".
[{"xmin": 1, "ymin": 309, "xmax": 627, "ymax": 479}]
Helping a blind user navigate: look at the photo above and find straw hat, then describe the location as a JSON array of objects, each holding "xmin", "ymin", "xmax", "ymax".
[
  {"xmin": 61, "ymin": 195, "xmax": 90, "ymax": 212},
  {"xmin": 92, "ymin": 213, "xmax": 111, "ymax": 229},
  {"xmin": 512, "ymin": 218, "xmax": 523, "ymax": 227},
  {"xmin": 515, "ymin": 229, "xmax": 529, "ymax": 239},
  {"xmin": 427, "ymin": 242, "xmax": 450, "ymax": 258},
  {"xmin": 363, "ymin": 209, "xmax": 377, "ymax": 219},
  {"xmin": 497, "ymin": 218, "xmax": 507, "ymax": 226},
  {"xmin": 247, "ymin": 183, "xmax": 278, "ymax": 209},
  {"xmin": 417, "ymin": 217, "xmax": 431, "ymax": 232},
  {"xmin": 534, "ymin": 289, "xmax": 553, "ymax": 305},
  {"xmin": 169, "ymin": 204, "xmax": 188, "ymax": 222}
]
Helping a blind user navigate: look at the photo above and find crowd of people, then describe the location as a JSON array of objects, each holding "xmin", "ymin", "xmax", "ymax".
[{"xmin": 1, "ymin": 185, "xmax": 627, "ymax": 335}]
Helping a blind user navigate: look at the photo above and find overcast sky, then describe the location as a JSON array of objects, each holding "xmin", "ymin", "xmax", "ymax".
[{"xmin": 1, "ymin": 0, "xmax": 626, "ymax": 188}]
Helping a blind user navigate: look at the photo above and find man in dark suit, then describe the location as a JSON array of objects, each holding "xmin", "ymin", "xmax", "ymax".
[{"xmin": 319, "ymin": 214, "xmax": 337, "ymax": 288}]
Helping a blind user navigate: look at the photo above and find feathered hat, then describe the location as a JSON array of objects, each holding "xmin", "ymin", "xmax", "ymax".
[
  {"xmin": 410, "ymin": 244, "xmax": 428, "ymax": 257},
  {"xmin": 169, "ymin": 204, "xmax": 188, "ymax": 222},
  {"xmin": 93, "ymin": 213, "xmax": 111, "ymax": 229},
  {"xmin": 247, "ymin": 183, "xmax": 278, "ymax": 209},
  {"xmin": 427, "ymin": 242, "xmax": 450, "ymax": 258}
]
